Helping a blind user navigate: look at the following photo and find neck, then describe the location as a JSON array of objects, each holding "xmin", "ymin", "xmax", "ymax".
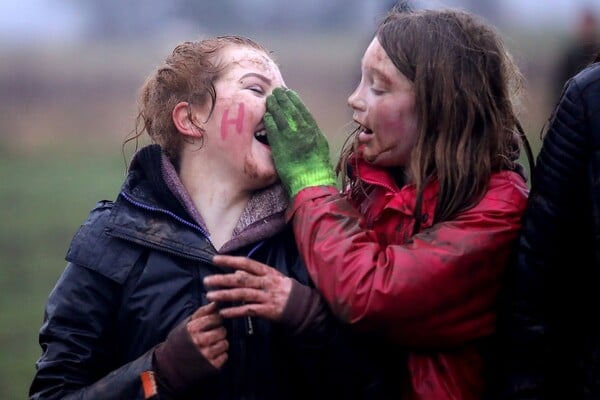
[{"xmin": 178, "ymin": 149, "xmax": 250, "ymax": 250}]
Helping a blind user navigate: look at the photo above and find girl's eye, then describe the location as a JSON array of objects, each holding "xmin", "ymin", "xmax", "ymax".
[
  {"xmin": 249, "ymin": 86, "xmax": 265, "ymax": 95},
  {"xmin": 369, "ymin": 77, "xmax": 385, "ymax": 95}
]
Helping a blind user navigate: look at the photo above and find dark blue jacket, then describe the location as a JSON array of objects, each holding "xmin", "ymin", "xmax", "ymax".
[
  {"xmin": 29, "ymin": 145, "xmax": 384, "ymax": 399},
  {"xmin": 500, "ymin": 62, "xmax": 600, "ymax": 399}
]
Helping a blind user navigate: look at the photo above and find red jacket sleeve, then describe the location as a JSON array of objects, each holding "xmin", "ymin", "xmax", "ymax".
[{"xmin": 288, "ymin": 173, "xmax": 528, "ymax": 348}]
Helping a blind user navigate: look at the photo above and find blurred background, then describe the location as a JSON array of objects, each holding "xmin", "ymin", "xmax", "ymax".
[{"xmin": 1, "ymin": 0, "xmax": 599, "ymax": 397}]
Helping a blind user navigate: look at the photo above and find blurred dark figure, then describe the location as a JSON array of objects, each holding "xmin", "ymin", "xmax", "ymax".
[
  {"xmin": 552, "ymin": 8, "xmax": 599, "ymax": 101},
  {"xmin": 499, "ymin": 50, "xmax": 600, "ymax": 399}
]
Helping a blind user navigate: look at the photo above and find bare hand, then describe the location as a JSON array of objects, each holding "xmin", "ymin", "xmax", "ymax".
[
  {"xmin": 187, "ymin": 302, "xmax": 229, "ymax": 369},
  {"xmin": 204, "ymin": 255, "xmax": 292, "ymax": 321}
]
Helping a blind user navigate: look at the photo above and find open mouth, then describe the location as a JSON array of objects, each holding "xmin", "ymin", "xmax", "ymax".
[
  {"xmin": 356, "ymin": 122, "xmax": 373, "ymax": 135},
  {"xmin": 354, "ymin": 121, "xmax": 373, "ymax": 135},
  {"xmin": 254, "ymin": 128, "xmax": 269, "ymax": 145}
]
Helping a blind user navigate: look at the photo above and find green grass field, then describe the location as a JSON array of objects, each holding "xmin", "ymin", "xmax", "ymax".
[{"xmin": 0, "ymin": 142, "xmax": 125, "ymax": 398}]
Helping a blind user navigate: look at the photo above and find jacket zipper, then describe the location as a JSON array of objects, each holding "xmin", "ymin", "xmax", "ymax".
[
  {"xmin": 359, "ymin": 175, "xmax": 398, "ymax": 194},
  {"xmin": 118, "ymin": 190, "xmax": 267, "ymax": 396},
  {"xmin": 243, "ymin": 241, "xmax": 265, "ymax": 336},
  {"xmin": 120, "ymin": 192, "xmax": 211, "ymax": 237},
  {"xmin": 121, "ymin": 191, "xmax": 268, "ymax": 336}
]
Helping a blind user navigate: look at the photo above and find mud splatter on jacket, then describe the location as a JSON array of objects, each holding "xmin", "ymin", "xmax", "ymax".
[{"xmin": 288, "ymin": 158, "xmax": 528, "ymax": 399}]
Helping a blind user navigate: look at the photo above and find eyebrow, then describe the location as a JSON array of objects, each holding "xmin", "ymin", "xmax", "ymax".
[
  {"xmin": 366, "ymin": 66, "xmax": 393, "ymax": 86},
  {"xmin": 240, "ymin": 72, "xmax": 272, "ymax": 85}
]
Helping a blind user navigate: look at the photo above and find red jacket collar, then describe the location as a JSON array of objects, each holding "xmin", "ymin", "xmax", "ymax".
[
  {"xmin": 352, "ymin": 157, "xmax": 401, "ymax": 193},
  {"xmin": 349, "ymin": 156, "xmax": 439, "ymax": 218}
]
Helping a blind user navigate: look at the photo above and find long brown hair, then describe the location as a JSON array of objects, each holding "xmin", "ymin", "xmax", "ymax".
[
  {"xmin": 124, "ymin": 35, "xmax": 270, "ymax": 165},
  {"xmin": 339, "ymin": 8, "xmax": 533, "ymax": 233}
]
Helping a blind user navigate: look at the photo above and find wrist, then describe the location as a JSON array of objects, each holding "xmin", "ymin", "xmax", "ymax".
[
  {"xmin": 288, "ymin": 166, "xmax": 337, "ymax": 197},
  {"xmin": 280, "ymin": 280, "xmax": 328, "ymax": 336},
  {"xmin": 153, "ymin": 318, "xmax": 218, "ymax": 394}
]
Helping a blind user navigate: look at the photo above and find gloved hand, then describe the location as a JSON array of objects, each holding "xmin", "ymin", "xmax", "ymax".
[{"xmin": 264, "ymin": 87, "xmax": 337, "ymax": 197}]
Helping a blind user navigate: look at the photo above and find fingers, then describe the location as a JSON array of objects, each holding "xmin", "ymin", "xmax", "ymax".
[
  {"xmin": 205, "ymin": 287, "xmax": 268, "ymax": 304},
  {"xmin": 263, "ymin": 112, "xmax": 277, "ymax": 136},
  {"xmin": 266, "ymin": 91, "xmax": 289, "ymax": 131},
  {"xmin": 212, "ymin": 255, "xmax": 269, "ymax": 276},
  {"xmin": 206, "ymin": 256, "xmax": 283, "ymax": 293},
  {"xmin": 204, "ymin": 294, "xmax": 287, "ymax": 321},
  {"xmin": 190, "ymin": 301, "xmax": 220, "ymax": 319},
  {"xmin": 216, "ymin": 303, "xmax": 271, "ymax": 319},
  {"xmin": 205, "ymin": 256, "xmax": 291, "ymax": 321},
  {"xmin": 274, "ymin": 89, "xmax": 303, "ymax": 130},
  {"xmin": 194, "ymin": 327, "xmax": 229, "ymax": 369},
  {"xmin": 211, "ymin": 352, "xmax": 228, "ymax": 369},
  {"xmin": 205, "ymin": 276, "xmax": 292, "ymax": 321},
  {"xmin": 188, "ymin": 309, "xmax": 223, "ymax": 331},
  {"xmin": 272, "ymin": 87, "xmax": 287, "ymax": 97},
  {"xmin": 186, "ymin": 303, "xmax": 229, "ymax": 369},
  {"xmin": 266, "ymin": 88, "xmax": 303, "ymax": 132},
  {"xmin": 286, "ymin": 90, "xmax": 318, "ymax": 127},
  {"xmin": 266, "ymin": 88, "xmax": 284, "ymax": 111},
  {"xmin": 264, "ymin": 112, "xmax": 288, "ymax": 158}
]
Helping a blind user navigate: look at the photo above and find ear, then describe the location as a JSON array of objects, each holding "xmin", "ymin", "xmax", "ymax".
[{"xmin": 172, "ymin": 102, "xmax": 203, "ymax": 138}]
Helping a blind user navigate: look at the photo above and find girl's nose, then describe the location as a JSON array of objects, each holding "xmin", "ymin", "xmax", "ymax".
[{"xmin": 347, "ymin": 90, "xmax": 366, "ymax": 111}]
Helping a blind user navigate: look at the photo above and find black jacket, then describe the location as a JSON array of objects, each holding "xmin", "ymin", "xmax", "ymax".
[
  {"xmin": 29, "ymin": 145, "xmax": 384, "ymax": 399},
  {"xmin": 500, "ymin": 62, "xmax": 600, "ymax": 399}
]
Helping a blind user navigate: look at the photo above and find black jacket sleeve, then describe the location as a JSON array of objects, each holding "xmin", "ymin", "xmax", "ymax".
[
  {"xmin": 499, "ymin": 63, "xmax": 600, "ymax": 399},
  {"xmin": 29, "ymin": 262, "xmax": 154, "ymax": 400}
]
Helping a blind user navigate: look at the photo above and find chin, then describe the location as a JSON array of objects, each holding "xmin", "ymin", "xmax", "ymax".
[
  {"xmin": 362, "ymin": 152, "xmax": 397, "ymax": 167},
  {"xmin": 362, "ymin": 151, "xmax": 378, "ymax": 164},
  {"xmin": 252, "ymin": 171, "xmax": 278, "ymax": 190}
]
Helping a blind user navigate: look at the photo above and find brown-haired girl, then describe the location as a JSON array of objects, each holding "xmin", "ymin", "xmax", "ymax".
[{"xmin": 207, "ymin": 8, "xmax": 533, "ymax": 400}]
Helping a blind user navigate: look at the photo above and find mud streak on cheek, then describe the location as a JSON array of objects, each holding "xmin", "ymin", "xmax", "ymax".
[{"xmin": 220, "ymin": 103, "xmax": 245, "ymax": 140}]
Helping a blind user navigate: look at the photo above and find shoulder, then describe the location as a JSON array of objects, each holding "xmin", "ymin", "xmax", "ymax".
[
  {"xmin": 538, "ymin": 64, "xmax": 600, "ymax": 175},
  {"xmin": 68, "ymin": 200, "xmax": 114, "ymax": 247},
  {"xmin": 571, "ymin": 62, "xmax": 600, "ymax": 90},
  {"xmin": 561, "ymin": 62, "xmax": 600, "ymax": 111},
  {"xmin": 484, "ymin": 171, "xmax": 529, "ymax": 211},
  {"xmin": 65, "ymin": 200, "xmax": 145, "ymax": 284}
]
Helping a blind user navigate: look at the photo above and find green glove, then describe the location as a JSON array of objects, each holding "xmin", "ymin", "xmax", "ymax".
[{"xmin": 264, "ymin": 87, "xmax": 337, "ymax": 197}]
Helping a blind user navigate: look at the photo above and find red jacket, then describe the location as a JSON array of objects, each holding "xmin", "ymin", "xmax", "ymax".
[{"xmin": 288, "ymin": 159, "xmax": 529, "ymax": 399}]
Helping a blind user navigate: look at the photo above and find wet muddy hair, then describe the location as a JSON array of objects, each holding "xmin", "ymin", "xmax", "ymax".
[
  {"xmin": 339, "ymin": 7, "xmax": 533, "ymax": 233},
  {"xmin": 125, "ymin": 35, "xmax": 270, "ymax": 165}
]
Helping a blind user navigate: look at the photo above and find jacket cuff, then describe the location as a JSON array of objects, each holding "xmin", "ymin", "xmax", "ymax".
[
  {"xmin": 286, "ymin": 186, "xmax": 340, "ymax": 222},
  {"xmin": 153, "ymin": 318, "xmax": 218, "ymax": 395},
  {"xmin": 280, "ymin": 279, "xmax": 330, "ymax": 336}
]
